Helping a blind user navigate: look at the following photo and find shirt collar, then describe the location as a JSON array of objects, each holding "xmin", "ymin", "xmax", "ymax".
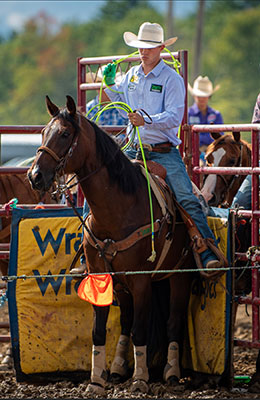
[
  {"xmin": 137, "ymin": 59, "xmax": 165, "ymax": 77},
  {"xmin": 191, "ymin": 103, "xmax": 214, "ymax": 115}
]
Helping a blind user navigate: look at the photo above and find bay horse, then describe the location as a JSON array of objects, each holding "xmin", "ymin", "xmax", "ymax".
[
  {"xmin": 201, "ymin": 132, "xmax": 251, "ymax": 207},
  {"xmin": 28, "ymin": 95, "xmax": 195, "ymax": 395}
]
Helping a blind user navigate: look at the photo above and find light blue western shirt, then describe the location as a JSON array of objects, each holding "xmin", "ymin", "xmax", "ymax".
[{"xmin": 105, "ymin": 59, "xmax": 185, "ymax": 147}]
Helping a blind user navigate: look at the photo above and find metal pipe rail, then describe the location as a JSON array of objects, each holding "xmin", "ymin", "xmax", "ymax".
[
  {"xmin": 0, "ymin": 125, "xmax": 43, "ymax": 134},
  {"xmin": 194, "ymin": 166, "xmax": 260, "ymax": 176},
  {"xmin": 191, "ymin": 124, "xmax": 260, "ymax": 186}
]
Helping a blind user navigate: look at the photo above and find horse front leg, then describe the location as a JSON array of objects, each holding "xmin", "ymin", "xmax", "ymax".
[
  {"xmin": 86, "ymin": 305, "xmax": 110, "ymax": 396},
  {"xmin": 110, "ymin": 286, "xmax": 133, "ymax": 382},
  {"xmin": 164, "ymin": 273, "xmax": 192, "ymax": 385},
  {"xmin": 130, "ymin": 277, "xmax": 152, "ymax": 393}
]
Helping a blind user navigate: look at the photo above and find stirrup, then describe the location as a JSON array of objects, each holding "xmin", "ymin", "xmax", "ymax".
[{"xmin": 193, "ymin": 238, "xmax": 228, "ymax": 280}]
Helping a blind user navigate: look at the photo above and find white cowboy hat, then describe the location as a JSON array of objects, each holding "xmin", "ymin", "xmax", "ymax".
[
  {"xmin": 86, "ymin": 68, "xmax": 125, "ymax": 84},
  {"xmin": 123, "ymin": 22, "xmax": 177, "ymax": 49},
  {"xmin": 188, "ymin": 76, "xmax": 220, "ymax": 97}
]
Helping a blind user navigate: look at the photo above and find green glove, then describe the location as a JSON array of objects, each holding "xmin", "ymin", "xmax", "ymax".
[{"xmin": 103, "ymin": 62, "xmax": 117, "ymax": 85}]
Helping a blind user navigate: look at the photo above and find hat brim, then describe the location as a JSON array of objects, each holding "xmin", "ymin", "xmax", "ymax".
[
  {"xmin": 123, "ymin": 32, "xmax": 177, "ymax": 49},
  {"xmin": 188, "ymin": 82, "xmax": 220, "ymax": 97},
  {"xmin": 86, "ymin": 71, "xmax": 125, "ymax": 84}
]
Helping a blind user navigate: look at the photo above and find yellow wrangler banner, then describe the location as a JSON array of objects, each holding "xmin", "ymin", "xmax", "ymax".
[
  {"xmin": 183, "ymin": 215, "xmax": 231, "ymax": 376},
  {"xmin": 9, "ymin": 209, "xmax": 231, "ymax": 381},
  {"xmin": 8, "ymin": 208, "xmax": 124, "ymax": 381}
]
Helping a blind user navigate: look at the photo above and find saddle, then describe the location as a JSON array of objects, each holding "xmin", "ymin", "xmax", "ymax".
[
  {"xmin": 133, "ymin": 159, "xmax": 227, "ymax": 279},
  {"xmin": 133, "ymin": 159, "xmax": 206, "ymax": 248},
  {"xmin": 69, "ymin": 159, "xmax": 227, "ymax": 279}
]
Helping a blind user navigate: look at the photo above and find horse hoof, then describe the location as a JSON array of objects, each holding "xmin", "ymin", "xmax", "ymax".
[
  {"xmin": 0, "ymin": 351, "xmax": 13, "ymax": 371},
  {"xmin": 109, "ymin": 372, "xmax": 124, "ymax": 384},
  {"xmin": 109, "ymin": 361, "xmax": 130, "ymax": 383},
  {"xmin": 85, "ymin": 383, "xmax": 106, "ymax": 397},
  {"xmin": 167, "ymin": 375, "xmax": 179, "ymax": 386},
  {"xmin": 248, "ymin": 381, "xmax": 260, "ymax": 393},
  {"xmin": 131, "ymin": 379, "xmax": 149, "ymax": 393}
]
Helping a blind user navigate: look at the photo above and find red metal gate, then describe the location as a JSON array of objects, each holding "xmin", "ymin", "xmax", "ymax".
[{"xmin": 191, "ymin": 122, "xmax": 260, "ymax": 349}]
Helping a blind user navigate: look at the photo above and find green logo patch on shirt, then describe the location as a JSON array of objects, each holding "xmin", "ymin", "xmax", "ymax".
[{"xmin": 150, "ymin": 83, "xmax": 163, "ymax": 93}]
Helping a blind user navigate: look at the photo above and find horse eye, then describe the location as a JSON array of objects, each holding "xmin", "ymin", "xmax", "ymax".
[
  {"xmin": 228, "ymin": 158, "xmax": 236, "ymax": 166},
  {"xmin": 62, "ymin": 130, "xmax": 70, "ymax": 138}
]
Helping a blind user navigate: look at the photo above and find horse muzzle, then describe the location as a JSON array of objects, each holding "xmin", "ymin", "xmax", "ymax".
[{"xmin": 27, "ymin": 165, "xmax": 54, "ymax": 193}]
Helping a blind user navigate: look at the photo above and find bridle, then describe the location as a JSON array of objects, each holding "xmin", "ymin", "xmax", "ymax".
[
  {"xmin": 37, "ymin": 113, "xmax": 80, "ymax": 173},
  {"xmin": 207, "ymin": 141, "xmax": 249, "ymax": 205},
  {"xmin": 36, "ymin": 112, "xmax": 121, "ymax": 190}
]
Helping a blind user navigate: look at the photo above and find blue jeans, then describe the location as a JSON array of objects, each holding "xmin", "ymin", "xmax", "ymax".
[
  {"xmin": 126, "ymin": 147, "xmax": 216, "ymax": 244},
  {"xmin": 231, "ymin": 174, "xmax": 253, "ymax": 209},
  {"xmin": 208, "ymin": 206, "xmax": 229, "ymax": 219}
]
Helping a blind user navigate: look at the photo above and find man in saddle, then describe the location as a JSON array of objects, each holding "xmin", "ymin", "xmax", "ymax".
[{"xmin": 71, "ymin": 22, "xmax": 225, "ymax": 274}]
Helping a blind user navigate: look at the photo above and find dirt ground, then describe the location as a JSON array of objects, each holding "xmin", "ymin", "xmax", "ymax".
[{"xmin": 0, "ymin": 298, "xmax": 259, "ymax": 399}]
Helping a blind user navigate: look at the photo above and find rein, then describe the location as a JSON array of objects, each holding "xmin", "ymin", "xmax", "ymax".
[
  {"xmin": 37, "ymin": 140, "xmax": 79, "ymax": 172},
  {"xmin": 64, "ymin": 190, "xmax": 116, "ymax": 276}
]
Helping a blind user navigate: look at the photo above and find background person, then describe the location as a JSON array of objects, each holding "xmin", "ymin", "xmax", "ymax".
[{"xmin": 188, "ymin": 75, "xmax": 223, "ymax": 165}]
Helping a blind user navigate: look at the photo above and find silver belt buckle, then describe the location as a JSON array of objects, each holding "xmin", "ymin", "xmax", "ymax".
[{"xmin": 141, "ymin": 143, "xmax": 152, "ymax": 151}]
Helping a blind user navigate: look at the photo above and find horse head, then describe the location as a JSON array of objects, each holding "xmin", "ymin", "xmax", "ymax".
[
  {"xmin": 28, "ymin": 95, "xmax": 86, "ymax": 193},
  {"xmin": 201, "ymin": 132, "xmax": 251, "ymax": 207}
]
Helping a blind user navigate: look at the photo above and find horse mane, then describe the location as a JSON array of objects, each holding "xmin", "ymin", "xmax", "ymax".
[{"xmin": 86, "ymin": 118, "xmax": 143, "ymax": 195}]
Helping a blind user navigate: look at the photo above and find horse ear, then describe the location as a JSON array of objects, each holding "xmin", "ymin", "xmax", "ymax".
[
  {"xmin": 46, "ymin": 95, "xmax": 59, "ymax": 117},
  {"xmin": 66, "ymin": 95, "xmax": 76, "ymax": 116},
  {"xmin": 210, "ymin": 132, "xmax": 222, "ymax": 141},
  {"xmin": 233, "ymin": 132, "xmax": 241, "ymax": 142}
]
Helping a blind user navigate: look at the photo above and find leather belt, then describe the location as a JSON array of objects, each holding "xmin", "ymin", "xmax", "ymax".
[{"xmin": 132, "ymin": 141, "xmax": 174, "ymax": 153}]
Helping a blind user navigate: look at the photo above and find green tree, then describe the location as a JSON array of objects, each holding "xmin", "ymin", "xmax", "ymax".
[
  {"xmin": 99, "ymin": 0, "xmax": 149, "ymax": 21},
  {"xmin": 204, "ymin": 6, "xmax": 260, "ymax": 129},
  {"xmin": 0, "ymin": 0, "xmax": 259, "ymax": 133}
]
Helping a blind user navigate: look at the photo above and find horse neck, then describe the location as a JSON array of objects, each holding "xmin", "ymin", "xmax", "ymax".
[
  {"xmin": 76, "ymin": 118, "xmax": 137, "ymax": 230},
  {"xmin": 242, "ymin": 143, "xmax": 251, "ymax": 167}
]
